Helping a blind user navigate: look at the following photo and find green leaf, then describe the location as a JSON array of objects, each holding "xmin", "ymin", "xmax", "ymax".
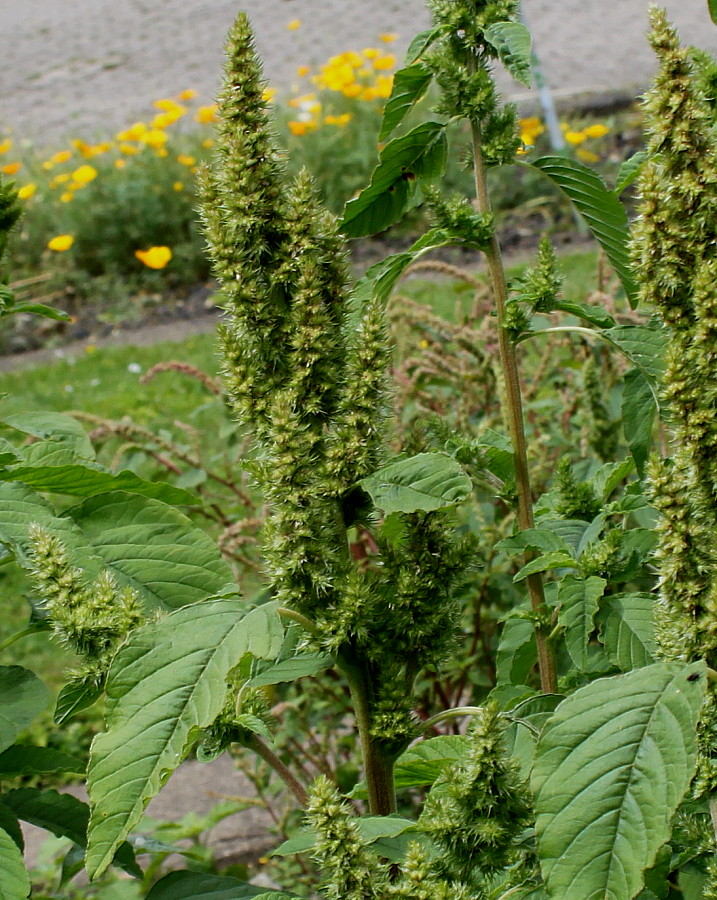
[
  {"xmin": 605, "ymin": 325, "xmax": 667, "ymax": 384},
  {"xmin": 341, "ymin": 122, "xmax": 447, "ymax": 237},
  {"xmin": 86, "ymin": 600, "xmax": 283, "ymax": 879},
  {"xmin": 532, "ymin": 661, "xmax": 706, "ymax": 900},
  {"xmin": 0, "ymin": 745, "xmax": 83, "ymax": 776},
  {"xmin": 2, "ymin": 788, "xmax": 140, "ymax": 878},
  {"xmin": 404, "ymin": 26, "xmax": 446, "ymax": 65},
  {"xmin": 552, "ymin": 301, "xmax": 615, "ymax": 329},
  {"xmin": 0, "ymin": 804, "xmax": 23, "ymax": 852},
  {"xmin": 709, "ymin": 0, "xmax": 717, "ymax": 26},
  {"xmin": 360, "ymin": 452, "xmax": 471, "ymax": 515},
  {"xmin": 622, "ymin": 369, "xmax": 657, "ymax": 476},
  {"xmin": 497, "ymin": 528, "xmax": 572, "ymax": 557},
  {"xmin": 0, "ymin": 666, "xmax": 49, "ymax": 754},
  {"xmin": 10, "ymin": 303, "xmax": 72, "ymax": 322},
  {"xmin": 2, "ymin": 412, "xmax": 94, "ymax": 460},
  {"xmin": 247, "ymin": 653, "xmax": 333, "ymax": 688},
  {"xmin": 599, "ymin": 593, "xmax": 657, "ymax": 671},
  {"xmin": 614, "ymin": 150, "xmax": 649, "ymax": 195},
  {"xmin": 497, "ymin": 615, "xmax": 537, "ymax": 686},
  {"xmin": 506, "ymin": 693, "xmax": 565, "ymax": 738},
  {"xmin": 484, "ymin": 21, "xmax": 532, "ymax": 86},
  {"xmin": 557, "ymin": 575, "xmax": 606, "ymax": 671},
  {"xmin": 0, "ymin": 485, "xmax": 232, "ymax": 610},
  {"xmin": 273, "ymin": 816, "xmax": 416, "ymax": 857},
  {"xmin": 379, "ymin": 63, "xmax": 433, "ymax": 140},
  {"xmin": 477, "ymin": 429, "xmax": 515, "ymax": 483},
  {"xmin": 0, "ymin": 825, "xmax": 29, "ymax": 900},
  {"xmin": 145, "ymin": 872, "xmax": 294, "ymax": 899},
  {"xmin": 54, "ymin": 673, "xmax": 105, "ymax": 724},
  {"xmin": 0, "ymin": 464, "xmax": 196, "ymax": 505},
  {"xmin": 530, "ymin": 156, "xmax": 638, "ymax": 307},
  {"xmin": 513, "ymin": 551, "xmax": 578, "ymax": 582}
]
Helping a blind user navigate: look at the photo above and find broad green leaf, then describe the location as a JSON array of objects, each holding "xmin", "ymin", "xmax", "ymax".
[
  {"xmin": 0, "ymin": 438, "xmax": 21, "ymax": 465},
  {"xmin": 497, "ymin": 615, "xmax": 537, "ymax": 686},
  {"xmin": 0, "ymin": 825, "xmax": 29, "ymax": 900},
  {"xmin": 513, "ymin": 551, "xmax": 578, "ymax": 582},
  {"xmin": 351, "ymin": 228, "xmax": 449, "ymax": 309},
  {"xmin": 341, "ymin": 122, "xmax": 447, "ymax": 237},
  {"xmin": 273, "ymin": 816, "xmax": 416, "ymax": 857},
  {"xmin": 506, "ymin": 693, "xmax": 565, "ymax": 738},
  {"xmin": 557, "ymin": 575, "xmax": 606, "ymax": 671},
  {"xmin": 2, "ymin": 788, "xmax": 139, "ymax": 877},
  {"xmin": 605, "ymin": 325, "xmax": 667, "ymax": 385},
  {"xmin": 497, "ymin": 528, "xmax": 572, "ymax": 557},
  {"xmin": 145, "ymin": 872, "xmax": 294, "ymax": 899},
  {"xmin": 0, "ymin": 485, "xmax": 232, "ymax": 610},
  {"xmin": 541, "ymin": 520, "xmax": 592, "ymax": 555},
  {"xmin": 614, "ymin": 150, "xmax": 649, "ymax": 195},
  {"xmin": 0, "ymin": 666, "xmax": 49, "ymax": 754},
  {"xmin": 2, "ymin": 412, "xmax": 94, "ymax": 460},
  {"xmin": 599, "ymin": 593, "xmax": 657, "ymax": 671},
  {"xmin": 484, "ymin": 21, "xmax": 532, "ymax": 86},
  {"xmin": 477, "ymin": 429, "xmax": 515, "ymax": 483},
  {"xmin": 350, "ymin": 734, "xmax": 468, "ymax": 799},
  {"xmin": 709, "ymin": 0, "xmax": 717, "ymax": 26},
  {"xmin": 530, "ymin": 156, "xmax": 638, "ymax": 306},
  {"xmin": 0, "ymin": 745, "xmax": 83, "ymax": 776},
  {"xmin": 247, "ymin": 653, "xmax": 333, "ymax": 688},
  {"xmin": 0, "ymin": 804, "xmax": 23, "ymax": 852},
  {"xmin": 591, "ymin": 458, "xmax": 635, "ymax": 501},
  {"xmin": 552, "ymin": 301, "xmax": 615, "ymax": 329},
  {"xmin": 360, "ymin": 452, "xmax": 471, "ymax": 515},
  {"xmin": 532, "ymin": 661, "xmax": 706, "ymax": 900},
  {"xmin": 0, "ymin": 464, "xmax": 195, "ymax": 505},
  {"xmin": 404, "ymin": 26, "xmax": 446, "ymax": 65},
  {"xmin": 622, "ymin": 369, "xmax": 656, "ymax": 476},
  {"xmin": 86, "ymin": 600, "xmax": 283, "ymax": 879},
  {"xmin": 9, "ymin": 303, "xmax": 71, "ymax": 322},
  {"xmin": 54, "ymin": 673, "xmax": 105, "ymax": 724},
  {"xmin": 379, "ymin": 62, "xmax": 433, "ymax": 140}
]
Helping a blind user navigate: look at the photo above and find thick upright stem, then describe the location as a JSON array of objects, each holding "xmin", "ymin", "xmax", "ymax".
[
  {"xmin": 344, "ymin": 658, "xmax": 397, "ymax": 815},
  {"xmin": 470, "ymin": 116, "xmax": 558, "ymax": 694}
]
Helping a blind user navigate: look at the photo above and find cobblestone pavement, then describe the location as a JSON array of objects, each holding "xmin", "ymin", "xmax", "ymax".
[{"xmin": 2, "ymin": 1, "xmax": 716, "ymax": 146}]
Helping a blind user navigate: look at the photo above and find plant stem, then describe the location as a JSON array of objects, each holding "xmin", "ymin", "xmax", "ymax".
[
  {"xmin": 421, "ymin": 706, "xmax": 484, "ymax": 732},
  {"xmin": 0, "ymin": 626, "xmax": 42, "ymax": 653},
  {"xmin": 469, "ymin": 114, "xmax": 558, "ymax": 694},
  {"xmin": 709, "ymin": 796, "xmax": 717, "ymax": 845},
  {"xmin": 343, "ymin": 657, "xmax": 397, "ymax": 815},
  {"xmin": 277, "ymin": 606, "xmax": 322, "ymax": 639},
  {"xmin": 246, "ymin": 733, "xmax": 309, "ymax": 807}
]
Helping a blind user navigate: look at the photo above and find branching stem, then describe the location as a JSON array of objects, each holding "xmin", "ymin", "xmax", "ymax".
[
  {"xmin": 421, "ymin": 706, "xmax": 484, "ymax": 732},
  {"xmin": 246, "ymin": 733, "xmax": 309, "ymax": 807},
  {"xmin": 469, "ymin": 112, "xmax": 558, "ymax": 694}
]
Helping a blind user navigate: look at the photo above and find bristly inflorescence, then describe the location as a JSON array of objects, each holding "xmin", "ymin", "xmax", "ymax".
[{"xmin": 632, "ymin": 8, "xmax": 717, "ymax": 792}]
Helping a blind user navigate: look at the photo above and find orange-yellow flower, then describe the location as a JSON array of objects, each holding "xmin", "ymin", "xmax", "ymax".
[
  {"xmin": 72, "ymin": 164, "xmax": 98, "ymax": 184},
  {"xmin": 286, "ymin": 18, "xmax": 301, "ymax": 30},
  {"xmin": 152, "ymin": 110, "xmax": 184, "ymax": 129},
  {"xmin": 120, "ymin": 143, "xmax": 139, "ymax": 155},
  {"xmin": 342, "ymin": 83, "xmax": 362, "ymax": 98},
  {"xmin": 153, "ymin": 98, "xmax": 185, "ymax": 113},
  {"xmin": 177, "ymin": 154, "xmax": 196, "ymax": 167},
  {"xmin": 0, "ymin": 139, "xmax": 12, "ymax": 154},
  {"xmin": 115, "ymin": 159, "xmax": 127, "ymax": 169},
  {"xmin": 564, "ymin": 130, "xmax": 586, "ymax": 146},
  {"xmin": 50, "ymin": 150, "xmax": 72, "ymax": 165},
  {"xmin": 362, "ymin": 48, "xmax": 380, "ymax": 59},
  {"xmin": 576, "ymin": 148, "xmax": 600, "ymax": 163},
  {"xmin": 583, "ymin": 123, "xmax": 609, "ymax": 139},
  {"xmin": 2, "ymin": 162, "xmax": 21, "ymax": 175},
  {"xmin": 288, "ymin": 120, "xmax": 316, "ymax": 136},
  {"xmin": 379, "ymin": 33, "xmax": 397, "ymax": 43},
  {"xmin": 18, "ymin": 183, "xmax": 36, "ymax": 200},
  {"xmin": 373, "ymin": 54, "xmax": 396, "ymax": 71},
  {"xmin": 373, "ymin": 74, "xmax": 394, "ymax": 98},
  {"xmin": 60, "ymin": 192, "xmax": 74, "ymax": 203},
  {"xmin": 177, "ymin": 89, "xmax": 198, "ymax": 101},
  {"xmin": 141, "ymin": 129, "xmax": 168, "ymax": 148},
  {"xmin": 296, "ymin": 65, "xmax": 311, "ymax": 77},
  {"xmin": 155, "ymin": 147, "xmax": 169, "ymax": 158},
  {"xmin": 173, "ymin": 181, "xmax": 184, "ymax": 191},
  {"xmin": 262, "ymin": 87, "xmax": 277, "ymax": 103},
  {"xmin": 135, "ymin": 246, "xmax": 172, "ymax": 269},
  {"xmin": 202, "ymin": 138, "xmax": 214, "ymax": 149},
  {"xmin": 325, "ymin": 113, "xmax": 352, "ymax": 126},
  {"xmin": 195, "ymin": 104, "xmax": 218, "ymax": 124},
  {"xmin": 48, "ymin": 234, "xmax": 74, "ymax": 251},
  {"xmin": 116, "ymin": 122, "xmax": 148, "ymax": 141}
]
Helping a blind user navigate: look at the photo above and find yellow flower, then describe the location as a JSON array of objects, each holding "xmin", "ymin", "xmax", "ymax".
[
  {"xmin": 564, "ymin": 130, "xmax": 586, "ymax": 146},
  {"xmin": 362, "ymin": 48, "xmax": 380, "ymax": 59},
  {"xmin": 115, "ymin": 159, "xmax": 127, "ymax": 169},
  {"xmin": 195, "ymin": 104, "xmax": 218, "ymax": 124},
  {"xmin": 155, "ymin": 147, "xmax": 169, "ymax": 158},
  {"xmin": 583, "ymin": 123, "xmax": 609, "ymax": 139},
  {"xmin": 576, "ymin": 148, "xmax": 600, "ymax": 163},
  {"xmin": 60, "ymin": 192, "xmax": 74, "ymax": 203},
  {"xmin": 153, "ymin": 98, "xmax": 185, "ymax": 113},
  {"xmin": 419, "ymin": 338, "xmax": 429, "ymax": 349},
  {"xmin": 373, "ymin": 74, "xmax": 394, "ymax": 98},
  {"xmin": 48, "ymin": 234, "xmax": 74, "ymax": 251},
  {"xmin": 379, "ymin": 33, "xmax": 397, "ymax": 43},
  {"xmin": 342, "ymin": 83, "xmax": 362, "ymax": 98},
  {"xmin": 286, "ymin": 18, "xmax": 301, "ymax": 30},
  {"xmin": 177, "ymin": 89, "xmax": 197, "ymax": 101},
  {"xmin": 296, "ymin": 65, "xmax": 311, "ymax": 77},
  {"xmin": 325, "ymin": 113, "xmax": 352, "ymax": 126},
  {"xmin": 116, "ymin": 122, "xmax": 147, "ymax": 141},
  {"xmin": 120, "ymin": 142, "xmax": 139, "ymax": 155},
  {"xmin": 2, "ymin": 162, "xmax": 21, "ymax": 175},
  {"xmin": 373, "ymin": 54, "xmax": 396, "ymax": 71},
  {"xmin": 202, "ymin": 138, "xmax": 214, "ymax": 149},
  {"xmin": 42, "ymin": 161, "xmax": 54, "ymax": 171},
  {"xmin": 262, "ymin": 87, "xmax": 277, "ymax": 103},
  {"xmin": 135, "ymin": 246, "xmax": 172, "ymax": 269},
  {"xmin": 173, "ymin": 181, "xmax": 184, "ymax": 191},
  {"xmin": 141, "ymin": 129, "xmax": 169, "ymax": 148},
  {"xmin": 0, "ymin": 139, "xmax": 12, "ymax": 154},
  {"xmin": 51, "ymin": 149, "xmax": 72, "ymax": 165},
  {"xmin": 288, "ymin": 120, "xmax": 316, "ymax": 136},
  {"xmin": 153, "ymin": 110, "xmax": 183, "ymax": 129},
  {"xmin": 72, "ymin": 164, "xmax": 98, "ymax": 184},
  {"xmin": 177, "ymin": 154, "xmax": 196, "ymax": 166},
  {"xmin": 18, "ymin": 183, "xmax": 36, "ymax": 200},
  {"xmin": 290, "ymin": 93, "xmax": 316, "ymax": 109},
  {"xmin": 55, "ymin": 173, "xmax": 70, "ymax": 184}
]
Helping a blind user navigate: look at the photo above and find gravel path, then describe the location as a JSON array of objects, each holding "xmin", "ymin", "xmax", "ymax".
[{"xmin": 2, "ymin": 1, "xmax": 716, "ymax": 147}]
